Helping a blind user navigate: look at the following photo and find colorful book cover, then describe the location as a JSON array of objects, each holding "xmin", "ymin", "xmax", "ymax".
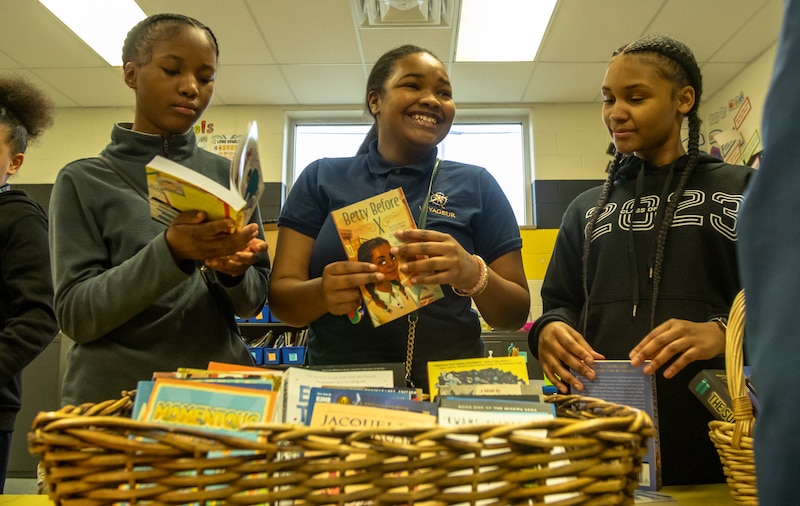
[
  {"xmin": 436, "ymin": 382, "xmax": 541, "ymax": 397},
  {"xmin": 330, "ymin": 187, "xmax": 444, "ymax": 327},
  {"xmin": 146, "ymin": 121, "xmax": 262, "ymax": 230},
  {"xmin": 207, "ymin": 360, "xmax": 283, "ymax": 374},
  {"xmin": 437, "ymin": 396, "xmax": 555, "ymax": 416},
  {"xmin": 140, "ymin": 378, "xmax": 277, "ymax": 438},
  {"xmin": 306, "ymin": 387, "xmax": 437, "ymax": 423},
  {"xmin": 689, "ymin": 369, "xmax": 735, "ymax": 423},
  {"xmin": 308, "ymin": 401, "xmax": 436, "ymax": 429},
  {"xmin": 306, "ymin": 402, "xmax": 436, "ymax": 502},
  {"xmin": 132, "ymin": 377, "xmax": 278, "ymax": 421},
  {"xmin": 573, "ymin": 360, "xmax": 660, "ymax": 491},
  {"xmin": 437, "ymin": 406, "xmax": 553, "ymax": 426},
  {"xmin": 427, "ymin": 356, "xmax": 530, "ymax": 401},
  {"xmin": 274, "ymin": 366, "xmax": 396, "ymax": 425},
  {"xmin": 689, "ymin": 367, "xmax": 757, "ymax": 423}
]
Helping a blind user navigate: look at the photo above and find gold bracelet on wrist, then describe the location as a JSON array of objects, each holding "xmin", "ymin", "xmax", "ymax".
[{"xmin": 452, "ymin": 254, "xmax": 489, "ymax": 297}]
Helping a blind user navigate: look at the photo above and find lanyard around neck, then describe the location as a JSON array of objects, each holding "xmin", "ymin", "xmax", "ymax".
[{"xmin": 417, "ymin": 158, "xmax": 441, "ymax": 230}]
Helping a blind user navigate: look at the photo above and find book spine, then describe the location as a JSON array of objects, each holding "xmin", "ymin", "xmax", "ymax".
[{"xmin": 649, "ymin": 369, "xmax": 661, "ymax": 491}]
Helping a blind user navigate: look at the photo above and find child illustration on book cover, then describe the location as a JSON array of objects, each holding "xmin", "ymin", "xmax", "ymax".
[{"xmin": 332, "ymin": 188, "xmax": 443, "ymax": 327}]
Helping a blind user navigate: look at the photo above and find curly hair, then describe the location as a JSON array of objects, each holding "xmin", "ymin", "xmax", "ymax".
[
  {"xmin": 582, "ymin": 34, "xmax": 703, "ymax": 330},
  {"xmin": 0, "ymin": 74, "xmax": 55, "ymax": 154}
]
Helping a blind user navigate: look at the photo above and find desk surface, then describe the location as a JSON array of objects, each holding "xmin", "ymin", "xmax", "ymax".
[
  {"xmin": 662, "ymin": 483, "xmax": 736, "ymax": 505},
  {"xmin": 0, "ymin": 484, "xmax": 737, "ymax": 505}
]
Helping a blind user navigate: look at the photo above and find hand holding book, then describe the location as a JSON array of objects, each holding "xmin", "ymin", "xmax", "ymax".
[
  {"xmin": 164, "ymin": 214, "xmax": 260, "ymax": 266},
  {"xmin": 331, "ymin": 188, "xmax": 444, "ymax": 327}
]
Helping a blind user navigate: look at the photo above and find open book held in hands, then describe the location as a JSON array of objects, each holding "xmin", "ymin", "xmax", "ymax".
[
  {"xmin": 331, "ymin": 187, "xmax": 444, "ymax": 327},
  {"xmin": 146, "ymin": 121, "xmax": 263, "ymax": 231}
]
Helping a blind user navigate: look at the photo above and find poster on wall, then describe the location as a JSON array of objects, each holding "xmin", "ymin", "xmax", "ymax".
[
  {"xmin": 209, "ymin": 133, "xmax": 243, "ymax": 161},
  {"xmin": 733, "ymin": 97, "xmax": 752, "ymax": 131},
  {"xmin": 742, "ymin": 130, "xmax": 762, "ymax": 166},
  {"xmin": 193, "ymin": 120, "xmax": 244, "ymax": 161}
]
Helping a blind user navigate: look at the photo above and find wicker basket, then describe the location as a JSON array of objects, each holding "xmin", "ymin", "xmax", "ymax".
[
  {"xmin": 29, "ymin": 393, "xmax": 654, "ymax": 506},
  {"xmin": 708, "ymin": 290, "xmax": 758, "ymax": 505}
]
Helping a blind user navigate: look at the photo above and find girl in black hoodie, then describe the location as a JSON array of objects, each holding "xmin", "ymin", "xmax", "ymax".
[
  {"xmin": 529, "ymin": 35, "xmax": 753, "ymax": 485},
  {"xmin": 0, "ymin": 74, "xmax": 58, "ymax": 492}
]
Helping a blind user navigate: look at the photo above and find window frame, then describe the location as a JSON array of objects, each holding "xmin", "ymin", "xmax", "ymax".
[{"xmin": 284, "ymin": 108, "xmax": 533, "ymax": 225}]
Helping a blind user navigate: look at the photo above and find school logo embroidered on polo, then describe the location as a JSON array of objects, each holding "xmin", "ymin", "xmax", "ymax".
[{"xmin": 427, "ymin": 191, "xmax": 456, "ymax": 218}]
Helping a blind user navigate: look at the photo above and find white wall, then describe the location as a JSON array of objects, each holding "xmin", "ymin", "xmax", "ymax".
[
  {"xmin": 530, "ymin": 102, "xmax": 610, "ymax": 181},
  {"xmin": 17, "ymin": 100, "xmax": 614, "ymax": 187}
]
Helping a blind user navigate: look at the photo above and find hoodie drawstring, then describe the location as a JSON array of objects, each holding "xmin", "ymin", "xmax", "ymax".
[
  {"xmin": 627, "ymin": 159, "xmax": 678, "ymax": 322},
  {"xmin": 627, "ymin": 161, "xmax": 645, "ymax": 317}
]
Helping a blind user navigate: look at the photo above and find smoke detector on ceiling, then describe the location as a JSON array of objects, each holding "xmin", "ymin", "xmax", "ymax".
[{"xmin": 353, "ymin": 0, "xmax": 456, "ymax": 27}]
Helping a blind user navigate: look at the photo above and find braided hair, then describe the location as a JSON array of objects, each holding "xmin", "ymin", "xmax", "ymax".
[
  {"xmin": 582, "ymin": 34, "xmax": 703, "ymax": 330},
  {"xmin": 122, "ymin": 13, "xmax": 219, "ymax": 67},
  {"xmin": 0, "ymin": 74, "xmax": 54, "ymax": 155},
  {"xmin": 356, "ymin": 44, "xmax": 442, "ymax": 155}
]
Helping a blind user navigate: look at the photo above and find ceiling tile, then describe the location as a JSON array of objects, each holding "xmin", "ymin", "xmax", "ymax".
[
  {"xmin": 32, "ymin": 67, "xmax": 133, "ymax": 107},
  {"xmin": 0, "ymin": 0, "xmax": 108, "ymax": 67},
  {"xmin": 647, "ymin": 0, "xmax": 765, "ymax": 62},
  {"xmin": 0, "ymin": 0, "xmax": 782, "ymax": 107},
  {"xmin": 136, "ymin": 0, "xmax": 276, "ymax": 65},
  {"xmin": 358, "ymin": 26, "xmax": 455, "ymax": 64},
  {"xmin": 247, "ymin": 0, "xmax": 362, "ymax": 64},
  {"xmin": 524, "ymin": 63, "xmax": 609, "ymax": 103},
  {"xmin": 449, "ymin": 63, "xmax": 534, "ymax": 103},
  {"xmin": 214, "ymin": 65, "xmax": 296, "ymax": 105},
  {"xmin": 537, "ymin": 0, "xmax": 662, "ymax": 62},
  {"xmin": 281, "ymin": 65, "xmax": 367, "ymax": 105},
  {"xmin": 710, "ymin": 0, "xmax": 783, "ymax": 63}
]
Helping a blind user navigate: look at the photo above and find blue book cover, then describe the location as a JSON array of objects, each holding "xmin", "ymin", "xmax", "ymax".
[
  {"xmin": 140, "ymin": 378, "xmax": 277, "ymax": 439},
  {"xmin": 572, "ymin": 360, "xmax": 660, "ymax": 491},
  {"xmin": 133, "ymin": 377, "xmax": 276, "ymax": 421}
]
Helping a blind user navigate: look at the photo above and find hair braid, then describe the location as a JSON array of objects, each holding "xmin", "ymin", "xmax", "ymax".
[{"xmin": 617, "ymin": 34, "xmax": 703, "ymax": 328}]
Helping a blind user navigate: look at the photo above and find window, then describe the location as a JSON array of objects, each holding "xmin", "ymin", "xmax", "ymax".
[{"xmin": 289, "ymin": 115, "xmax": 530, "ymax": 224}]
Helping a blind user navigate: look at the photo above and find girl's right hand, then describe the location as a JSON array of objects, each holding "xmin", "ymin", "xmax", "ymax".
[
  {"xmin": 538, "ymin": 321, "xmax": 605, "ymax": 393},
  {"xmin": 320, "ymin": 260, "xmax": 383, "ymax": 316},
  {"xmin": 165, "ymin": 211, "xmax": 257, "ymax": 263}
]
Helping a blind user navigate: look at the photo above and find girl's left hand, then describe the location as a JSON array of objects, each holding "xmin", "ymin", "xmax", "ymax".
[
  {"xmin": 391, "ymin": 229, "xmax": 480, "ymax": 291},
  {"xmin": 629, "ymin": 319, "xmax": 726, "ymax": 378},
  {"xmin": 205, "ymin": 238, "xmax": 269, "ymax": 277}
]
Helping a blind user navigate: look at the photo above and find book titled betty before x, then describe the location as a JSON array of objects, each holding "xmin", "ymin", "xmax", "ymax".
[
  {"xmin": 146, "ymin": 121, "xmax": 264, "ymax": 231},
  {"xmin": 331, "ymin": 187, "xmax": 444, "ymax": 327}
]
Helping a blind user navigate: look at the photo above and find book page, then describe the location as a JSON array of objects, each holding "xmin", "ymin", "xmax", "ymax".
[{"xmin": 230, "ymin": 121, "xmax": 263, "ymax": 225}]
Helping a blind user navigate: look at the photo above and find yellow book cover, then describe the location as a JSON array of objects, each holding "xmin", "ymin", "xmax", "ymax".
[
  {"xmin": 306, "ymin": 399, "xmax": 436, "ymax": 503},
  {"xmin": 146, "ymin": 121, "xmax": 262, "ymax": 230},
  {"xmin": 427, "ymin": 356, "xmax": 530, "ymax": 401},
  {"xmin": 308, "ymin": 401, "xmax": 436, "ymax": 429},
  {"xmin": 330, "ymin": 187, "xmax": 444, "ymax": 327}
]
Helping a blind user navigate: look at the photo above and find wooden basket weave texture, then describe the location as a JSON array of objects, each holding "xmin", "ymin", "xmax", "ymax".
[
  {"xmin": 708, "ymin": 290, "xmax": 758, "ymax": 506},
  {"xmin": 29, "ymin": 393, "xmax": 654, "ymax": 506}
]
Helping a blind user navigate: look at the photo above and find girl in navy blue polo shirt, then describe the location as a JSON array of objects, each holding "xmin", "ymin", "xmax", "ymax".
[{"xmin": 269, "ymin": 45, "xmax": 530, "ymax": 390}]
